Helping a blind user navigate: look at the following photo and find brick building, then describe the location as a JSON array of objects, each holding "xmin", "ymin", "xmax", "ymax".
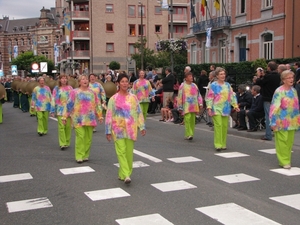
[
  {"xmin": 0, "ymin": 7, "xmax": 58, "ymax": 76},
  {"xmin": 56, "ymin": 0, "xmax": 188, "ymax": 75},
  {"xmin": 186, "ymin": 0, "xmax": 300, "ymax": 64}
]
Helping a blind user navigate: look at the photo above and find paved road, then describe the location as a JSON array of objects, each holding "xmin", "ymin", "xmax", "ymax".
[{"xmin": 1, "ymin": 102, "xmax": 300, "ymax": 225}]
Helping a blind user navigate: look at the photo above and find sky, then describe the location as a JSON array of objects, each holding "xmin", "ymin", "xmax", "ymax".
[{"xmin": 1, "ymin": 0, "xmax": 55, "ymax": 20}]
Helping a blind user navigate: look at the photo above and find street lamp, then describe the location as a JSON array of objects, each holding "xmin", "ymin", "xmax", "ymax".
[
  {"xmin": 169, "ymin": 0, "xmax": 174, "ymax": 73},
  {"xmin": 139, "ymin": 1, "xmax": 144, "ymax": 70}
]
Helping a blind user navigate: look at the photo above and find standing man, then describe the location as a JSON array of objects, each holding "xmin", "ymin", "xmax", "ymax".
[
  {"xmin": 255, "ymin": 61, "xmax": 281, "ymax": 141},
  {"xmin": 177, "ymin": 72, "xmax": 203, "ymax": 140},
  {"xmin": 162, "ymin": 67, "xmax": 175, "ymax": 107},
  {"xmin": 31, "ymin": 76, "xmax": 52, "ymax": 136}
]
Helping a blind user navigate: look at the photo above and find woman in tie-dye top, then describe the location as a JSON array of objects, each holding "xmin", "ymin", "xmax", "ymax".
[
  {"xmin": 206, "ymin": 67, "xmax": 239, "ymax": 151},
  {"xmin": 50, "ymin": 75, "xmax": 73, "ymax": 150},
  {"xmin": 106, "ymin": 73, "xmax": 146, "ymax": 184},
  {"xmin": 131, "ymin": 70, "xmax": 153, "ymax": 120},
  {"xmin": 177, "ymin": 72, "xmax": 203, "ymax": 140},
  {"xmin": 270, "ymin": 70, "xmax": 300, "ymax": 169},
  {"xmin": 31, "ymin": 76, "xmax": 52, "ymax": 136},
  {"xmin": 62, "ymin": 75, "xmax": 103, "ymax": 163}
]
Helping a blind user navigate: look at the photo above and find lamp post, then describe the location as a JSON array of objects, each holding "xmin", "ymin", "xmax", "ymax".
[
  {"xmin": 139, "ymin": 1, "xmax": 144, "ymax": 70},
  {"xmin": 170, "ymin": 0, "xmax": 174, "ymax": 73}
]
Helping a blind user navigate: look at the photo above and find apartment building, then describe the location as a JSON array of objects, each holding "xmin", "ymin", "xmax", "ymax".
[
  {"xmin": 0, "ymin": 7, "xmax": 58, "ymax": 76},
  {"xmin": 56, "ymin": 0, "xmax": 188, "ymax": 75},
  {"xmin": 187, "ymin": 0, "xmax": 300, "ymax": 64}
]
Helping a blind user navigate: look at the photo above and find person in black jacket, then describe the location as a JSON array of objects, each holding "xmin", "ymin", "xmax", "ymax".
[
  {"xmin": 197, "ymin": 70, "xmax": 209, "ymax": 97},
  {"xmin": 162, "ymin": 67, "xmax": 175, "ymax": 107},
  {"xmin": 238, "ymin": 85, "xmax": 264, "ymax": 131},
  {"xmin": 231, "ymin": 84, "xmax": 252, "ymax": 129},
  {"xmin": 254, "ymin": 61, "xmax": 281, "ymax": 139}
]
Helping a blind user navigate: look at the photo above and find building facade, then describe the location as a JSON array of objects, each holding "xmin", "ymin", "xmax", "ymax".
[
  {"xmin": 186, "ymin": 0, "xmax": 300, "ymax": 64},
  {"xmin": 56, "ymin": 0, "xmax": 188, "ymax": 75},
  {"xmin": 0, "ymin": 7, "xmax": 58, "ymax": 76}
]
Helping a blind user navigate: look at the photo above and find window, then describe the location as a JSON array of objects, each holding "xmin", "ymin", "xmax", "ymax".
[
  {"xmin": 263, "ymin": 33, "xmax": 273, "ymax": 60},
  {"xmin": 106, "ymin": 23, "xmax": 113, "ymax": 32},
  {"xmin": 238, "ymin": 0, "xmax": 246, "ymax": 14},
  {"xmin": 106, "ymin": 4, "xmax": 113, "ymax": 13},
  {"xmin": 129, "ymin": 24, "xmax": 136, "ymax": 36},
  {"xmin": 155, "ymin": 6, "xmax": 162, "ymax": 14},
  {"xmin": 106, "ymin": 43, "xmax": 114, "ymax": 52},
  {"xmin": 155, "ymin": 25, "xmax": 162, "ymax": 33},
  {"xmin": 264, "ymin": 0, "xmax": 272, "ymax": 8},
  {"xmin": 129, "ymin": 44, "xmax": 135, "ymax": 55},
  {"xmin": 41, "ymin": 51, "xmax": 49, "ymax": 59},
  {"xmin": 191, "ymin": 44, "xmax": 197, "ymax": 64},
  {"xmin": 219, "ymin": 40, "xmax": 226, "ymax": 63},
  {"xmin": 20, "ymin": 38, "xmax": 24, "ymax": 46},
  {"xmin": 138, "ymin": 25, "xmax": 145, "ymax": 36},
  {"xmin": 27, "ymin": 39, "xmax": 31, "ymax": 46},
  {"xmin": 138, "ymin": 5, "xmax": 145, "ymax": 17},
  {"xmin": 15, "ymin": 39, "xmax": 18, "ymax": 46},
  {"xmin": 128, "ymin": 5, "xmax": 136, "ymax": 17}
]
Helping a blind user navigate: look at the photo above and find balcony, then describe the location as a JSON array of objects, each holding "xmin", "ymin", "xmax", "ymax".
[
  {"xmin": 70, "ymin": 50, "xmax": 90, "ymax": 59},
  {"xmin": 193, "ymin": 16, "xmax": 231, "ymax": 34},
  {"xmin": 71, "ymin": 11, "xmax": 89, "ymax": 20},
  {"xmin": 72, "ymin": 31, "xmax": 90, "ymax": 40},
  {"xmin": 170, "ymin": 14, "xmax": 188, "ymax": 23}
]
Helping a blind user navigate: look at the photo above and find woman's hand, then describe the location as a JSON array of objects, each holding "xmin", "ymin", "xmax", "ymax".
[
  {"xmin": 235, "ymin": 108, "xmax": 240, "ymax": 113},
  {"xmin": 106, "ymin": 134, "xmax": 112, "ymax": 142},
  {"xmin": 141, "ymin": 129, "xmax": 146, "ymax": 136},
  {"xmin": 207, "ymin": 108, "xmax": 212, "ymax": 117}
]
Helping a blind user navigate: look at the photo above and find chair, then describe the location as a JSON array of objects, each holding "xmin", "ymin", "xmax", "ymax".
[{"xmin": 196, "ymin": 107, "xmax": 208, "ymax": 123}]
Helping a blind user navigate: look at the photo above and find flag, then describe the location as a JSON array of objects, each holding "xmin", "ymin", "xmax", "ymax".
[
  {"xmin": 206, "ymin": 27, "xmax": 212, "ymax": 48},
  {"xmin": 190, "ymin": 1, "xmax": 196, "ymax": 19},
  {"xmin": 214, "ymin": 0, "xmax": 220, "ymax": 10},
  {"xmin": 201, "ymin": 0, "xmax": 207, "ymax": 16}
]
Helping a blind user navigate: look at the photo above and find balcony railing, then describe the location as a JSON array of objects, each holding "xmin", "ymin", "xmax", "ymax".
[
  {"xmin": 72, "ymin": 31, "xmax": 90, "ymax": 38},
  {"xmin": 71, "ymin": 50, "xmax": 90, "ymax": 58},
  {"xmin": 193, "ymin": 16, "xmax": 231, "ymax": 34},
  {"xmin": 71, "ymin": 11, "xmax": 89, "ymax": 19}
]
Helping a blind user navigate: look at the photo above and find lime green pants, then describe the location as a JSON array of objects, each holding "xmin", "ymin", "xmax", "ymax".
[
  {"xmin": 74, "ymin": 126, "xmax": 93, "ymax": 160},
  {"xmin": 212, "ymin": 115, "xmax": 229, "ymax": 148},
  {"xmin": 274, "ymin": 130, "xmax": 295, "ymax": 167},
  {"xmin": 0, "ymin": 103, "xmax": 2, "ymax": 123},
  {"xmin": 140, "ymin": 102, "xmax": 149, "ymax": 121},
  {"xmin": 57, "ymin": 116, "xmax": 71, "ymax": 147},
  {"xmin": 114, "ymin": 138, "xmax": 134, "ymax": 180},
  {"xmin": 36, "ymin": 111, "xmax": 49, "ymax": 134},
  {"xmin": 184, "ymin": 113, "xmax": 196, "ymax": 137}
]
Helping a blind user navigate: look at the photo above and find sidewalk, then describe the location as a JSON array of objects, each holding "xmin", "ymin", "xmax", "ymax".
[{"xmin": 147, "ymin": 113, "xmax": 300, "ymax": 148}]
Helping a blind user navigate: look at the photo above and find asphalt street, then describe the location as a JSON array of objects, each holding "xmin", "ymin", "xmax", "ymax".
[{"xmin": 1, "ymin": 102, "xmax": 300, "ymax": 225}]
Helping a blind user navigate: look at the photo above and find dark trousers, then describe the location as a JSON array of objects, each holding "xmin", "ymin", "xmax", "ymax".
[
  {"xmin": 247, "ymin": 110, "xmax": 264, "ymax": 129},
  {"xmin": 20, "ymin": 93, "xmax": 29, "ymax": 112},
  {"xmin": 149, "ymin": 96, "xmax": 161, "ymax": 113},
  {"xmin": 13, "ymin": 91, "xmax": 19, "ymax": 108}
]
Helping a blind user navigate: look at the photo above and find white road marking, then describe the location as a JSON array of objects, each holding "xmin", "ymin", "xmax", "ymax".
[
  {"xmin": 215, "ymin": 152, "xmax": 249, "ymax": 158},
  {"xmin": 151, "ymin": 180, "xmax": 197, "ymax": 192},
  {"xmin": 270, "ymin": 167, "xmax": 300, "ymax": 176},
  {"xmin": 60, "ymin": 166, "xmax": 95, "ymax": 175},
  {"xmin": 0, "ymin": 173, "xmax": 33, "ymax": 183},
  {"xmin": 215, "ymin": 173, "xmax": 260, "ymax": 184},
  {"xmin": 85, "ymin": 188, "xmax": 130, "ymax": 201},
  {"xmin": 49, "ymin": 116, "xmax": 58, "ymax": 121},
  {"xmin": 258, "ymin": 149, "xmax": 276, "ymax": 154},
  {"xmin": 116, "ymin": 213, "xmax": 174, "ymax": 225},
  {"xmin": 167, "ymin": 156, "xmax": 202, "ymax": 163},
  {"xmin": 270, "ymin": 193, "xmax": 300, "ymax": 211},
  {"xmin": 196, "ymin": 202, "xmax": 281, "ymax": 225},
  {"xmin": 6, "ymin": 197, "xmax": 53, "ymax": 213},
  {"xmin": 134, "ymin": 149, "xmax": 163, "ymax": 163},
  {"xmin": 114, "ymin": 161, "xmax": 149, "ymax": 168}
]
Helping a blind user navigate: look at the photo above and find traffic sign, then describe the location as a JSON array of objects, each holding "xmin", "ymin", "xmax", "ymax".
[
  {"xmin": 40, "ymin": 62, "xmax": 48, "ymax": 73},
  {"xmin": 32, "ymin": 63, "xmax": 39, "ymax": 70}
]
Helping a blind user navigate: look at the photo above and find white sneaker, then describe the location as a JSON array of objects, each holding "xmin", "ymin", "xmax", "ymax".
[{"xmin": 124, "ymin": 177, "xmax": 131, "ymax": 184}]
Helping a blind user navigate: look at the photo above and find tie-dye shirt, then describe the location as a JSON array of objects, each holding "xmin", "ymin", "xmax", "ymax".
[
  {"xmin": 105, "ymin": 92, "xmax": 145, "ymax": 141},
  {"xmin": 63, "ymin": 88, "xmax": 103, "ymax": 128},
  {"xmin": 51, "ymin": 85, "xmax": 73, "ymax": 116},
  {"xmin": 206, "ymin": 81, "xmax": 238, "ymax": 116},
  {"xmin": 177, "ymin": 82, "xmax": 203, "ymax": 115},
  {"xmin": 89, "ymin": 82, "xmax": 106, "ymax": 103},
  {"xmin": 270, "ymin": 86, "xmax": 300, "ymax": 131},
  {"xmin": 131, "ymin": 78, "xmax": 153, "ymax": 103},
  {"xmin": 31, "ymin": 85, "xmax": 52, "ymax": 112}
]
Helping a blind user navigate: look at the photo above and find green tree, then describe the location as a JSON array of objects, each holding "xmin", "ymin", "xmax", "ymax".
[
  {"xmin": 109, "ymin": 61, "xmax": 121, "ymax": 70},
  {"xmin": 11, "ymin": 51, "xmax": 55, "ymax": 76}
]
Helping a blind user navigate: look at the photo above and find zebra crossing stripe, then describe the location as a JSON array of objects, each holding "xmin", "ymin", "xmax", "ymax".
[
  {"xmin": 134, "ymin": 149, "xmax": 163, "ymax": 163},
  {"xmin": 6, "ymin": 197, "xmax": 53, "ymax": 213},
  {"xmin": 0, "ymin": 173, "xmax": 33, "ymax": 183},
  {"xmin": 116, "ymin": 213, "xmax": 174, "ymax": 225}
]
